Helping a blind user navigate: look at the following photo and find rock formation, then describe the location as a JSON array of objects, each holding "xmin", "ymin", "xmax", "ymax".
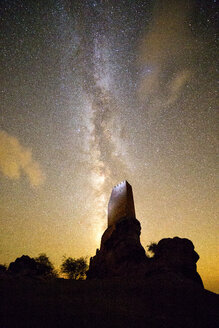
[
  {"xmin": 87, "ymin": 181, "xmax": 147, "ymax": 279},
  {"xmin": 87, "ymin": 216, "xmax": 147, "ymax": 279},
  {"xmin": 145, "ymin": 237, "xmax": 204, "ymax": 287},
  {"xmin": 87, "ymin": 181, "xmax": 203, "ymax": 287}
]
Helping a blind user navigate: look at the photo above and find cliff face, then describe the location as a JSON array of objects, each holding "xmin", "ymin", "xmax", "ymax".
[{"xmin": 87, "ymin": 217, "xmax": 203, "ymax": 287}]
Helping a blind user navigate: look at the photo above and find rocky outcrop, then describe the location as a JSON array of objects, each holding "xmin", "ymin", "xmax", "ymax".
[
  {"xmin": 87, "ymin": 181, "xmax": 204, "ymax": 287},
  {"xmin": 145, "ymin": 237, "xmax": 204, "ymax": 287},
  {"xmin": 87, "ymin": 216, "xmax": 148, "ymax": 279},
  {"xmin": 87, "ymin": 221, "xmax": 203, "ymax": 287}
]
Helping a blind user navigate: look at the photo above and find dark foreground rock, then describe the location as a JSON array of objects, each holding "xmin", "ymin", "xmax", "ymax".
[
  {"xmin": 87, "ymin": 216, "xmax": 148, "ymax": 279},
  {"xmin": 8, "ymin": 255, "xmax": 38, "ymax": 276},
  {"xmin": 0, "ymin": 276, "xmax": 218, "ymax": 328},
  {"xmin": 145, "ymin": 236, "xmax": 204, "ymax": 287},
  {"xmin": 87, "ymin": 216, "xmax": 203, "ymax": 287}
]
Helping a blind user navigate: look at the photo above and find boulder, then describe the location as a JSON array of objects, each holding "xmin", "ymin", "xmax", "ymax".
[{"xmin": 145, "ymin": 237, "xmax": 204, "ymax": 287}]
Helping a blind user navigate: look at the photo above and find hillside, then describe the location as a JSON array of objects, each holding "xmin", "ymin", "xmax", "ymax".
[{"xmin": 1, "ymin": 274, "xmax": 218, "ymax": 328}]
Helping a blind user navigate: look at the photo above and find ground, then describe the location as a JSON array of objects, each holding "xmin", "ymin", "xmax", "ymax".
[{"xmin": 1, "ymin": 274, "xmax": 218, "ymax": 328}]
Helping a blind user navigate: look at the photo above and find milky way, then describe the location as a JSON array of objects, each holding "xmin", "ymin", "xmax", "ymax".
[{"xmin": 0, "ymin": 0, "xmax": 218, "ymax": 292}]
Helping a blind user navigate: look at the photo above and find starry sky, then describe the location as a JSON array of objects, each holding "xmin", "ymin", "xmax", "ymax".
[{"xmin": 0, "ymin": 0, "xmax": 218, "ymax": 292}]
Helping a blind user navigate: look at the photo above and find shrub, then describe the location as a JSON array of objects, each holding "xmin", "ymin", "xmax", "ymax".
[{"xmin": 61, "ymin": 257, "xmax": 88, "ymax": 280}]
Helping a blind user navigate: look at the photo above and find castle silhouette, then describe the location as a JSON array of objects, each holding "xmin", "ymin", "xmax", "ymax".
[{"xmin": 87, "ymin": 181, "xmax": 203, "ymax": 287}]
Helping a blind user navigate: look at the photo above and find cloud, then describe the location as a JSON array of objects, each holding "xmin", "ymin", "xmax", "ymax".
[
  {"xmin": 167, "ymin": 69, "xmax": 191, "ymax": 105},
  {"xmin": 140, "ymin": 0, "xmax": 194, "ymax": 65},
  {"xmin": 138, "ymin": 0, "xmax": 196, "ymax": 114},
  {"xmin": 0, "ymin": 130, "xmax": 45, "ymax": 186}
]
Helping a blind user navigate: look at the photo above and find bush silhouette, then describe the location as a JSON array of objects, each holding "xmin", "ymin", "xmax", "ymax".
[
  {"xmin": 0, "ymin": 264, "xmax": 7, "ymax": 273},
  {"xmin": 61, "ymin": 257, "xmax": 88, "ymax": 280},
  {"xmin": 35, "ymin": 253, "xmax": 58, "ymax": 278},
  {"xmin": 8, "ymin": 255, "xmax": 38, "ymax": 275},
  {"xmin": 147, "ymin": 242, "xmax": 158, "ymax": 257},
  {"xmin": 8, "ymin": 254, "xmax": 57, "ymax": 278}
]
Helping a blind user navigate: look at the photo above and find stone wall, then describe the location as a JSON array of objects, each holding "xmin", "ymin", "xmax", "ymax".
[{"xmin": 108, "ymin": 181, "xmax": 136, "ymax": 227}]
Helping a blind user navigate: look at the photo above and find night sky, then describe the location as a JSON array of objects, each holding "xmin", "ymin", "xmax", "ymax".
[{"xmin": 0, "ymin": 0, "xmax": 218, "ymax": 292}]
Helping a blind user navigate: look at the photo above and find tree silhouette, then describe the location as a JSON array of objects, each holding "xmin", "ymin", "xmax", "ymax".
[
  {"xmin": 61, "ymin": 257, "xmax": 88, "ymax": 280},
  {"xmin": 0, "ymin": 264, "xmax": 7, "ymax": 273},
  {"xmin": 147, "ymin": 242, "xmax": 158, "ymax": 257},
  {"xmin": 7, "ymin": 254, "xmax": 57, "ymax": 278},
  {"xmin": 35, "ymin": 253, "xmax": 58, "ymax": 278},
  {"xmin": 8, "ymin": 255, "xmax": 38, "ymax": 275}
]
